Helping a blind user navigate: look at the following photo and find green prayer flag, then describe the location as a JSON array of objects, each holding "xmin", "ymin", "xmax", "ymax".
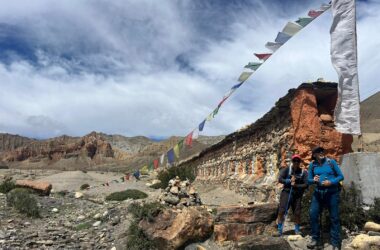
[
  {"xmin": 244, "ymin": 62, "xmax": 262, "ymax": 71},
  {"xmin": 178, "ymin": 139, "xmax": 184, "ymax": 149},
  {"xmin": 296, "ymin": 17, "xmax": 313, "ymax": 27},
  {"xmin": 212, "ymin": 107, "xmax": 219, "ymax": 118}
]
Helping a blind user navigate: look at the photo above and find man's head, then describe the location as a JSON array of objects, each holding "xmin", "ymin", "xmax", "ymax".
[
  {"xmin": 291, "ymin": 154, "xmax": 302, "ymax": 168},
  {"xmin": 312, "ymin": 146, "xmax": 325, "ymax": 161}
]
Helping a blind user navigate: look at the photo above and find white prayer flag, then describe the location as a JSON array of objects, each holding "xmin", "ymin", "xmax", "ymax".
[
  {"xmin": 160, "ymin": 153, "xmax": 165, "ymax": 164},
  {"xmin": 237, "ymin": 71, "xmax": 253, "ymax": 82},
  {"xmin": 330, "ymin": 0, "xmax": 361, "ymax": 134},
  {"xmin": 282, "ymin": 22, "xmax": 303, "ymax": 36},
  {"xmin": 265, "ymin": 42, "xmax": 282, "ymax": 52}
]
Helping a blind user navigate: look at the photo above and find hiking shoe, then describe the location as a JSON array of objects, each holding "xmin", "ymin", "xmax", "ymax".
[{"xmin": 307, "ymin": 240, "xmax": 322, "ymax": 249}]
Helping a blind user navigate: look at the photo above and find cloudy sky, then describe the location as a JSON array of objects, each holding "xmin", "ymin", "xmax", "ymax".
[{"xmin": 0, "ymin": 0, "xmax": 378, "ymax": 139}]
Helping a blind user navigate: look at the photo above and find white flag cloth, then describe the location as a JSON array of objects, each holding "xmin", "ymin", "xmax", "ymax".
[
  {"xmin": 330, "ymin": 0, "xmax": 361, "ymax": 135},
  {"xmin": 282, "ymin": 22, "xmax": 303, "ymax": 36},
  {"xmin": 160, "ymin": 153, "xmax": 165, "ymax": 164},
  {"xmin": 237, "ymin": 71, "xmax": 253, "ymax": 82},
  {"xmin": 192, "ymin": 128, "xmax": 199, "ymax": 139}
]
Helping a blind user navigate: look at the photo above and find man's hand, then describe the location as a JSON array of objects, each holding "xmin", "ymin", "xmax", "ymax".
[
  {"xmin": 322, "ymin": 180, "xmax": 332, "ymax": 187},
  {"xmin": 313, "ymin": 175, "xmax": 320, "ymax": 183},
  {"xmin": 291, "ymin": 176, "xmax": 296, "ymax": 182}
]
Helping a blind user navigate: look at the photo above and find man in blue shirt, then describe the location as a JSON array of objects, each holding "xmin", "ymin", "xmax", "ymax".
[{"xmin": 307, "ymin": 147, "xmax": 344, "ymax": 250}]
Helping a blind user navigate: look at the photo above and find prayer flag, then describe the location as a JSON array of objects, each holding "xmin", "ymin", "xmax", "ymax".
[
  {"xmin": 206, "ymin": 112, "xmax": 213, "ymax": 121},
  {"xmin": 265, "ymin": 42, "xmax": 282, "ymax": 52},
  {"xmin": 212, "ymin": 107, "xmax": 219, "ymax": 118},
  {"xmin": 282, "ymin": 22, "xmax": 303, "ymax": 36},
  {"xmin": 160, "ymin": 153, "xmax": 165, "ymax": 164},
  {"xmin": 192, "ymin": 129, "xmax": 199, "ymax": 139},
  {"xmin": 244, "ymin": 62, "xmax": 262, "ymax": 71},
  {"xmin": 173, "ymin": 144, "xmax": 180, "ymax": 158},
  {"xmin": 296, "ymin": 17, "xmax": 313, "ymax": 27},
  {"xmin": 185, "ymin": 131, "xmax": 193, "ymax": 146},
  {"xmin": 275, "ymin": 32, "xmax": 291, "ymax": 44},
  {"xmin": 153, "ymin": 159, "xmax": 159, "ymax": 169},
  {"xmin": 167, "ymin": 149, "xmax": 175, "ymax": 164},
  {"xmin": 330, "ymin": 0, "xmax": 361, "ymax": 134},
  {"xmin": 319, "ymin": 3, "xmax": 331, "ymax": 11},
  {"xmin": 308, "ymin": 10, "xmax": 323, "ymax": 18},
  {"xmin": 237, "ymin": 71, "xmax": 252, "ymax": 82},
  {"xmin": 199, "ymin": 119, "xmax": 206, "ymax": 132},
  {"xmin": 178, "ymin": 139, "xmax": 184, "ymax": 149},
  {"xmin": 254, "ymin": 53, "xmax": 271, "ymax": 61},
  {"xmin": 232, "ymin": 82, "xmax": 244, "ymax": 90},
  {"xmin": 149, "ymin": 162, "xmax": 154, "ymax": 170}
]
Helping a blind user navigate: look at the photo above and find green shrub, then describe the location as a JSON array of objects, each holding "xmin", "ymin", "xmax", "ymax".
[
  {"xmin": 125, "ymin": 202, "xmax": 165, "ymax": 250},
  {"xmin": 105, "ymin": 189, "xmax": 148, "ymax": 201},
  {"xmin": 367, "ymin": 198, "xmax": 380, "ymax": 223},
  {"xmin": 149, "ymin": 182, "xmax": 164, "ymax": 189},
  {"xmin": 80, "ymin": 183, "xmax": 90, "ymax": 190},
  {"xmin": 126, "ymin": 221, "xmax": 158, "ymax": 250},
  {"xmin": 0, "ymin": 179, "xmax": 16, "ymax": 194},
  {"xmin": 128, "ymin": 202, "xmax": 164, "ymax": 222},
  {"xmin": 157, "ymin": 164, "xmax": 195, "ymax": 188},
  {"xmin": 6, "ymin": 188, "xmax": 40, "ymax": 218}
]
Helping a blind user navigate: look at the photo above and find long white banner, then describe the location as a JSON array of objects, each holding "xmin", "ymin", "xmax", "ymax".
[{"xmin": 331, "ymin": 0, "xmax": 361, "ymax": 135}]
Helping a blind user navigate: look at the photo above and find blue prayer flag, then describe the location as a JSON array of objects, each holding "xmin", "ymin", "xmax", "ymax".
[{"xmin": 199, "ymin": 119, "xmax": 206, "ymax": 132}]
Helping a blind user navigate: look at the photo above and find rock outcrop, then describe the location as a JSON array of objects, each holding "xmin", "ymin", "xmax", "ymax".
[
  {"xmin": 139, "ymin": 207, "xmax": 213, "ymax": 250},
  {"xmin": 15, "ymin": 180, "xmax": 52, "ymax": 195},
  {"xmin": 214, "ymin": 203, "xmax": 277, "ymax": 242}
]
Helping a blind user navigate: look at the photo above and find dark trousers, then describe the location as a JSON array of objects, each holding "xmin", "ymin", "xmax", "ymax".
[{"xmin": 309, "ymin": 189, "xmax": 341, "ymax": 246}]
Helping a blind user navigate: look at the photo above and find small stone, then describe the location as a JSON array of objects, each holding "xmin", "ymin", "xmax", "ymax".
[
  {"xmin": 196, "ymin": 245, "xmax": 206, "ymax": 250},
  {"xmin": 77, "ymin": 215, "xmax": 86, "ymax": 221},
  {"xmin": 364, "ymin": 222, "xmax": 380, "ymax": 232},
  {"xmin": 102, "ymin": 211, "xmax": 109, "ymax": 217},
  {"xmin": 36, "ymin": 240, "xmax": 54, "ymax": 245},
  {"xmin": 51, "ymin": 208, "xmax": 59, "ymax": 213},
  {"xmin": 110, "ymin": 247, "xmax": 116, "ymax": 250},
  {"xmin": 93, "ymin": 221, "xmax": 101, "ymax": 227},
  {"xmin": 288, "ymin": 235, "xmax": 303, "ymax": 241},
  {"xmin": 24, "ymin": 222, "xmax": 31, "ymax": 226},
  {"xmin": 75, "ymin": 192, "xmax": 83, "ymax": 199},
  {"xmin": 368, "ymin": 231, "xmax": 380, "ymax": 236},
  {"xmin": 93, "ymin": 213, "xmax": 102, "ymax": 220}
]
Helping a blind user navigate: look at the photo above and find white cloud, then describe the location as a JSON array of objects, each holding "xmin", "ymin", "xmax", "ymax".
[{"xmin": 0, "ymin": 0, "xmax": 378, "ymax": 139}]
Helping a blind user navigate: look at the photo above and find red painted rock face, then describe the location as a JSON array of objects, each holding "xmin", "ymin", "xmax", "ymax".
[{"xmin": 290, "ymin": 88, "xmax": 352, "ymax": 164}]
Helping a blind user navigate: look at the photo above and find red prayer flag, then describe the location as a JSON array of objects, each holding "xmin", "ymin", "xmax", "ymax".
[
  {"xmin": 153, "ymin": 159, "xmax": 159, "ymax": 169},
  {"xmin": 185, "ymin": 131, "xmax": 193, "ymax": 147},
  {"xmin": 254, "ymin": 53, "xmax": 272, "ymax": 61},
  {"xmin": 308, "ymin": 10, "xmax": 323, "ymax": 18}
]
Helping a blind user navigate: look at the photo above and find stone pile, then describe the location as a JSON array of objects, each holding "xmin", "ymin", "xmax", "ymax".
[{"xmin": 159, "ymin": 177, "xmax": 202, "ymax": 207}]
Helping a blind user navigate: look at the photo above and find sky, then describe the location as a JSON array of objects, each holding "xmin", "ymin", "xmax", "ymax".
[{"xmin": 0, "ymin": 0, "xmax": 378, "ymax": 139}]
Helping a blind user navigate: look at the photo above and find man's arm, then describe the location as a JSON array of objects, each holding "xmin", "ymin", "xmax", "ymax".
[
  {"xmin": 308, "ymin": 163, "xmax": 316, "ymax": 185},
  {"xmin": 295, "ymin": 170, "xmax": 309, "ymax": 189}
]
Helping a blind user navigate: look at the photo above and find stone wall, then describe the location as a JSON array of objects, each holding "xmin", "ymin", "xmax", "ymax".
[{"xmin": 179, "ymin": 81, "xmax": 353, "ymax": 202}]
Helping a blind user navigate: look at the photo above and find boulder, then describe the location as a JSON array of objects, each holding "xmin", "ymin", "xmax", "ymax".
[
  {"xmin": 364, "ymin": 222, "xmax": 380, "ymax": 232},
  {"xmin": 139, "ymin": 207, "xmax": 213, "ymax": 250},
  {"xmin": 15, "ymin": 180, "xmax": 52, "ymax": 195},
  {"xmin": 349, "ymin": 234, "xmax": 380, "ymax": 249},
  {"xmin": 215, "ymin": 203, "xmax": 277, "ymax": 224},
  {"xmin": 164, "ymin": 194, "xmax": 180, "ymax": 205},
  {"xmin": 214, "ymin": 223, "xmax": 267, "ymax": 242},
  {"xmin": 235, "ymin": 236, "xmax": 292, "ymax": 250}
]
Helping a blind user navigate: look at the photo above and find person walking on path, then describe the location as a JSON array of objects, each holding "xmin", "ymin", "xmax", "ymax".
[
  {"xmin": 276, "ymin": 154, "xmax": 308, "ymax": 236},
  {"xmin": 307, "ymin": 146, "xmax": 344, "ymax": 250}
]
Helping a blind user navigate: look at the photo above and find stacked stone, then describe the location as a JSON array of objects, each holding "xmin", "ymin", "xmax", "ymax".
[{"xmin": 159, "ymin": 177, "xmax": 202, "ymax": 208}]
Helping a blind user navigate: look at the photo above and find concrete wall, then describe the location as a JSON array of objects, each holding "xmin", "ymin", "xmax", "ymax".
[{"xmin": 341, "ymin": 152, "xmax": 380, "ymax": 204}]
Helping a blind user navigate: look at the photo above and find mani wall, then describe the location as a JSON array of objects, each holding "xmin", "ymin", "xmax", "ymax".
[{"xmin": 179, "ymin": 81, "xmax": 353, "ymax": 202}]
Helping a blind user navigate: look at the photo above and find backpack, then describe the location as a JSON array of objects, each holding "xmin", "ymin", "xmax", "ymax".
[{"xmin": 311, "ymin": 158, "xmax": 343, "ymax": 189}]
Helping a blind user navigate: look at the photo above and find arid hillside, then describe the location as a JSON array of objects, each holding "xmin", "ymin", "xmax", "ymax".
[{"xmin": 0, "ymin": 132, "xmax": 224, "ymax": 171}]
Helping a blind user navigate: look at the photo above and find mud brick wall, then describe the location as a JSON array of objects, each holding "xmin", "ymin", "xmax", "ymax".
[{"xmin": 179, "ymin": 82, "xmax": 353, "ymax": 202}]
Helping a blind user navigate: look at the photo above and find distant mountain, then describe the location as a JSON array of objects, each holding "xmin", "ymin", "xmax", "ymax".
[{"xmin": 0, "ymin": 132, "xmax": 224, "ymax": 171}]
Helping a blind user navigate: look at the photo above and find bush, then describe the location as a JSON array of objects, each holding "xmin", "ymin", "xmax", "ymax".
[
  {"xmin": 128, "ymin": 202, "xmax": 164, "ymax": 222},
  {"xmin": 149, "ymin": 182, "xmax": 163, "ymax": 189},
  {"xmin": 157, "ymin": 164, "xmax": 196, "ymax": 188},
  {"xmin": 80, "ymin": 183, "xmax": 90, "ymax": 190},
  {"xmin": 6, "ymin": 188, "xmax": 40, "ymax": 218},
  {"xmin": 105, "ymin": 189, "xmax": 148, "ymax": 201},
  {"xmin": 367, "ymin": 198, "xmax": 380, "ymax": 223},
  {"xmin": 125, "ymin": 202, "xmax": 165, "ymax": 250},
  {"xmin": 0, "ymin": 179, "xmax": 16, "ymax": 194}
]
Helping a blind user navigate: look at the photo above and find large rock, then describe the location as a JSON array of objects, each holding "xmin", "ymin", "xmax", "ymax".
[
  {"xmin": 235, "ymin": 235, "xmax": 292, "ymax": 250},
  {"xmin": 214, "ymin": 203, "xmax": 277, "ymax": 242},
  {"xmin": 364, "ymin": 222, "xmax": 380, "ymax": 232},
  {"xmin": 15, "ymin": 180, "xmax": 52, "ymax": 195},
  {"xmin": 139, "ymin": 207, "xmax": 213, "ymax": 250},
  {"xmin": 215, "ymin": 203, "xmax": 277, "ymax": 224},
  {"xmin": 348, "ymin": 234, "xmax": 380, "ymax": 249}
]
